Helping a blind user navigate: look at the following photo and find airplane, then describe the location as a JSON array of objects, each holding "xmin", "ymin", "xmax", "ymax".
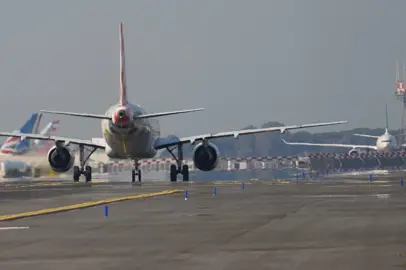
[
  {"xmin": 0, "ymin": 113, "xmax": 41, "ymax": 155},
  {"xmin": 0, "ymin": 23, "xmax": 348, "ymax": 183},
  {"xmin": 31, "ymin": 120, "xmax": 61, "ymax": 154},
  {"xmin": 281, "ymin": 105, "xmax": 403, "ymax": 155},
  {"xmin": 1, "ymin": 117, "xmax": 61, "ymax": 156}
]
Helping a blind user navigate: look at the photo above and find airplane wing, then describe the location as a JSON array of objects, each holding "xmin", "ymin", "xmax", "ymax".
[
  {"xmin": 154, "ymin": 121, "xmax": 348, "ymax": 149},
  {"xmin": 0, "ymin": 132, "xmax": 106, "ymax": 149},
  {"xmin": 0, "ymin": 120, "xmax": 347, "ymax": 152},
  {"xmin": 281, "ymin": 139, "xmax": 378, "ymax": 150},
  {"xmin": 353, "ymin": 134, "xmax": 379, "ymax": 139},
  {"xmin": 40, "ymin": 108, "xmax": 204, "ymax": 120}
]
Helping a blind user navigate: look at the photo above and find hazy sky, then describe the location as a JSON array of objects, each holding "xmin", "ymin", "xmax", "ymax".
[{"xmin": 0, "ymin": 0, "xmax": 405, "ymax": 139}]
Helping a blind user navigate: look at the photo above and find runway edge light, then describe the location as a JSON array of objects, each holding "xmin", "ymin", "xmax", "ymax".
[{"xmin": 104, "ymin": 204, "xmax": 108, "ymax": 217}]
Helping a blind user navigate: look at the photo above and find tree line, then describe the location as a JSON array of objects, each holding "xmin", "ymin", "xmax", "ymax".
[{"xmin": 159, "ymin": 121, "xmax": 396, "ymax": 158}]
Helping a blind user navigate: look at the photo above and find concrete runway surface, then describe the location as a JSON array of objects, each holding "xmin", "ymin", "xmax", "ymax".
[{"xmin": 0, "ymin": 177, "xmax": 406, "ymax": 269}]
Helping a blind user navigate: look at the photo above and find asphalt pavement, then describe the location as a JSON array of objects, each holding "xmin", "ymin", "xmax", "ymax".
[{"xmin": 0, "ymin": 177, "xmax": 405, "ymax": 270}]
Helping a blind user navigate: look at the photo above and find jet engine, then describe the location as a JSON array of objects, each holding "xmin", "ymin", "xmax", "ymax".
[
  {"xmin": 192, "ymin": 142, "xmax": 220, "ymax": 171},
  {"xmin": 47, "ymin": 145, "xmax": 75, "ymax": 173}
]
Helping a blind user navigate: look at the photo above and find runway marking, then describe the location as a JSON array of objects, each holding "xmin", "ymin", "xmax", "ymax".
[
  {"xmin": 376, "ymin": 193, "xmax": 391, "ymax": 199},
  {"xmin": 303, "ymin": 195, "xmax": 358, "ymax": 198},
  {"xmin": 0, "ymin": 188, "xmax": 76, "ymax": 192},
  {"xmin": 0, "ymin": 189, "xmax": 181, "ymax": 221},
  {"xmin": 328, "ymin": 184, "xmax": 393, "ymax": 188},
  {"xmin": 0, "ymin": 226, "xmax": 30, "ymax": 230},
  {"xmin": 210, "ymin": 182, "xmax": 252, "ymax": 186}
]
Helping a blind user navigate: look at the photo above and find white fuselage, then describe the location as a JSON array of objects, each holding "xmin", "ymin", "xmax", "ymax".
[
  {"xmin": 375, "ymin": 133, "xmax": 397, "ymax": 152},
  {"xmin": 102, "ymin": 102, "xmax": 160, "ymax": 160}
]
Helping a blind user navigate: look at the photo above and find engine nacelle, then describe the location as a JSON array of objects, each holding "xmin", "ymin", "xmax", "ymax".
[
  {"xmin": 47, "ymin": 145, "xmax": 75, "ymax": 173},
  {"xmin": 192, "ymin": 142, "xmax": 220, "ymax": 171}
]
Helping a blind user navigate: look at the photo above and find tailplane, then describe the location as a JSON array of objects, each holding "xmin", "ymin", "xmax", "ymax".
[
  {"xmin": 353, "ymin": 134, "xmax": 379, "ymax": 139},
  {"xmin": 40, "ymin": 23, "xmax": 204, "ymax": 120}
]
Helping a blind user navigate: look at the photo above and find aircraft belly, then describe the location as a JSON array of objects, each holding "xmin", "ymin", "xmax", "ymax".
[{"xmin": 104, "ymin": 132, "xmax": 156, "ymax": 159}]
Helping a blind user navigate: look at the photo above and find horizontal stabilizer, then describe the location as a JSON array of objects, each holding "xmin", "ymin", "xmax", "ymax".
[
  {"xmin": 353, "ymin": 134, "xmax": 379, "ymax": 139},
  {"xmin": 40, "ymin": 110, "xmax": 110, "ymax": 120},
  {"xmin": 41, "ymin": 108, "xmax": 203, "ymax": 120},
  {"xmin": 136, "ymin": 108, "xmax": 204, "ymax": 119}
]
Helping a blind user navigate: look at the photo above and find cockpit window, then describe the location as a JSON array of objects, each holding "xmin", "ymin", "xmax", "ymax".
[{"xmin": 381, "ymin": 140, "xmax": 392, "ymax": 143}]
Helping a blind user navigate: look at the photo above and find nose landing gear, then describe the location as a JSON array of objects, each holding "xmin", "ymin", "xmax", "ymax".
[{"xmin": 131, "ymin": 160, "xmax": 141, "ymax": 183}]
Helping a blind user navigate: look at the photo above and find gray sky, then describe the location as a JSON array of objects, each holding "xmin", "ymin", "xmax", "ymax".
[{"xmin": 0, "ymin": 0, "xmax": 405, "ymax": 139}]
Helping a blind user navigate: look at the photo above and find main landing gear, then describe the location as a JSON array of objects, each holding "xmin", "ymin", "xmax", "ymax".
[
  {"xmin": 131, "ymin": 160, "xmax": 141, "ymax": 183},
  {"xmin": 73, "ymin": 145, "xmax": 97, "ymax": 183},
  {"xmin": 165, "ymin": 144, "xmax": 189, "ymax": 182}
]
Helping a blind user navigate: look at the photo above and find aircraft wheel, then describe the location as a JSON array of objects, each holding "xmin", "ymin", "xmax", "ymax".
[
  {"xmin": 182, "ymin": 165, "xmax": 189, "ymax": 182},
  {"xmin": 73, "ymin": 166, "xmax": 80, "ymax": 182},
  {"xmin": 84, "ymin": 166, "xmax": 92, "ymax": 182},
  {"xmin": 137, "ymin": 169, "xmax": 142, "ymax": 182},
  {"xmin": 131, "ymin": 169, "xmax": 136, "ymax": 183},
  {"xmin": 170, "ymin": 164, "xmax": 177, "ymax": 182}
]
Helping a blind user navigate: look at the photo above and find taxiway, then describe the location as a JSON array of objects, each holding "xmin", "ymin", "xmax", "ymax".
[{"xmin": 0, "ymin": 177, "xmax": 405, "ymax": 269}]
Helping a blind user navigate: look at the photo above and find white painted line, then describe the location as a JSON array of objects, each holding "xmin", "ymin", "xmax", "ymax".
[
  {"xmin": 0, "ymin": 226, "xmax": 30, "ymax": 230},
  {"xmin": 302, "ymin": 195, "xmax": 358, "ymax": 198},
  {"xmin": 376, "ymin": 194, "xmax": 390, "ymax": 199}
]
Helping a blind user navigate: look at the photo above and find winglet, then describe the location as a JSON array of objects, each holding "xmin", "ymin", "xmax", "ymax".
[{"xmin": 119, "ymin": 22, "xmax": 128, "ymax": 105}]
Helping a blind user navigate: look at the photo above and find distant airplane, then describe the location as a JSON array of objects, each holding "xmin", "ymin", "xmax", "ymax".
[
  {"xmin": 0, "ymin": 113, "xmax": 41, "ymax": 155},
  {"xmin": 0, "ymin": 116, "xmax": 60, "ymax": 156},
  {"xmin": 282, "ymin": 105, "xmax": 403, "ymax": 155},
  {"xmin": 31, "ymin": 120, "xmax": 60, "ymax": 154},
  {"xmin": 0, "ymin": 23, "xmax": 348, "ymax": 183}
]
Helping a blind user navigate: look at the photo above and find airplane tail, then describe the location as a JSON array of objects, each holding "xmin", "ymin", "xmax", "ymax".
[
  {"xmin": 354, "ymin": 105, "xmax": 389, "ymax": 138},
  {"xmin": 0, "ymin": 113, "xmax": 40, "ymax": 155},
  {"xmin": 385, "ymin": 104, "xmax": 389, "ymax": 134},
  {"xmin": 40, "ymin": 23, "xmax": 204, "ymax": 120},
  {"xmin": 119, "ymin": 22, "xmax": 128, "ymax": 106},
  {"xmin": 34, "ymin": 120, "xmax": 60, "ymax": 148}
]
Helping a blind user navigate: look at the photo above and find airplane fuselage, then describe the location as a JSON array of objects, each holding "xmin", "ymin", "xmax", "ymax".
[
  {"xmin": 102, "ymin": 102, "xmax": 160, "ymax": 160},
  {"xmin": 375, "ymin": 133, "xmax": 397, "ymax": 152}
]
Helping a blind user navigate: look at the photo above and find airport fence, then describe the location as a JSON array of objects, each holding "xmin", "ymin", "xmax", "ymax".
[{"xmin": 95, "ymin": 151, "xmax": 406, "ymax": 175}]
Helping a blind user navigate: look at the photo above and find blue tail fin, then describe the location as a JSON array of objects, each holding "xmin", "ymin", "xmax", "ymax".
[
  {"xmin": 19, "ymin": 113, "xmax": 40, "ymax": 134},
  {"xmin": 0, "ymin": 113, "xmax": 40, "ymax": 155}
]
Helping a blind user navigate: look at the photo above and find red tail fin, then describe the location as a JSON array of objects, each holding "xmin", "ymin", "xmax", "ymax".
[{"xmin": 119, "ymin": 22, "xmax": 127, "ymax": 105}]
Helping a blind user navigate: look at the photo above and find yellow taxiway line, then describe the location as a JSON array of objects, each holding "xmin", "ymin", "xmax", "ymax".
[{"xmin": 0, "ymin": 189, "xmax": 181, "ymax": 221}]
